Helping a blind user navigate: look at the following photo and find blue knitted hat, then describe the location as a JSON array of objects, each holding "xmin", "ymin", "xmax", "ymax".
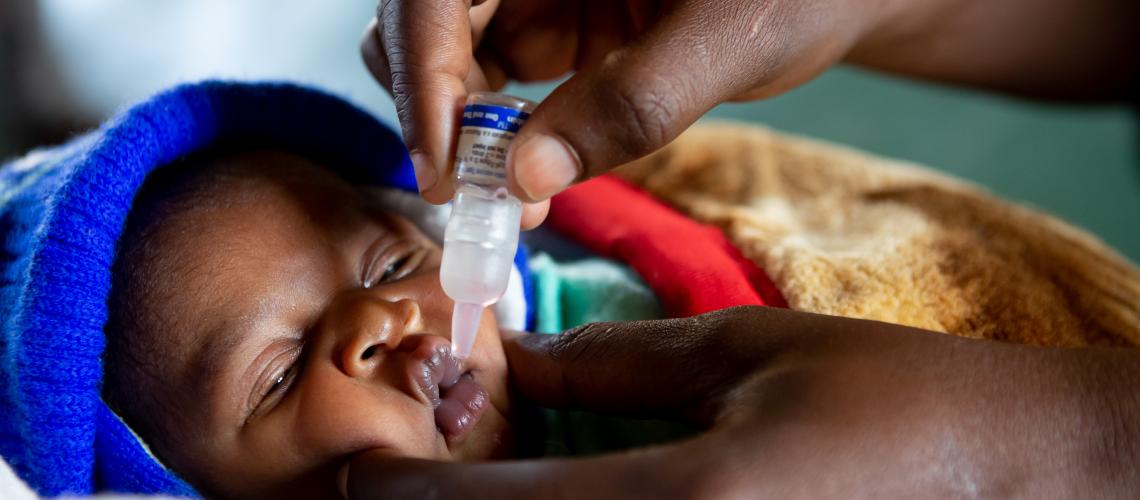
[{"xmin": 0, "ymin": 81, "xmax": 531, "ymax": 496}]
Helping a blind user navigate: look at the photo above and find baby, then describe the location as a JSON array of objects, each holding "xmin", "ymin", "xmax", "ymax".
[{"xmin": 102, "ymin": 147, "xmax": 514, "ymax": 498}]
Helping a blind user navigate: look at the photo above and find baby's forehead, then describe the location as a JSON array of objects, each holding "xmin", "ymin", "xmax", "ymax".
[{"xmin": 128, "ymin": 149, "xmax": 375, "ymax": 359}]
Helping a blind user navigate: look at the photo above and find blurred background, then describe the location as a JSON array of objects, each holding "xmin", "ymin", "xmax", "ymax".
[{"xmin": 2, "ymin": 0, "xmax": 1137, "ymax": 262}]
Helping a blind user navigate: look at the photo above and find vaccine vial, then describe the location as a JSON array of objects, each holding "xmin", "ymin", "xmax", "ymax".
[{"xmin": 440, "ymin": 92, "xmax": 536, "ymax": 359}]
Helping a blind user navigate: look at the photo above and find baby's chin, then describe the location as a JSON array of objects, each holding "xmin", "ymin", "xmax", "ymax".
[
  {"xmin": 446, "ymin": 354, "xmax": 513, "ymax": 460},
  {"xmin": 449, "ymin": 397, "xmax": 513, "ymax": 461}
]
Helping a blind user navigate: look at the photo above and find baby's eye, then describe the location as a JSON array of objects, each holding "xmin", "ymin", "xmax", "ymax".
[
  {"xmin": 250, "ymin": 358, "xmax": 301, "ymax": 420},
  {"xmin": 267, "ymin": 366, "xmax": 294, "ymax": 395},
  {"xmin": 362, "ymin": 243, "xmax": 426, "ymax": 288},
  {"xmin": 378, "ymin": 255, "xmax": 411, "ymax": 283}
]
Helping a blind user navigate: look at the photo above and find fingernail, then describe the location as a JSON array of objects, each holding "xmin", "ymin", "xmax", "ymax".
[
  {"xmin": 337, "ymin": 462, "xmax": 350, "ymax": 499},
  {"xmin": 510, "ymin": 134, "xmax": 580, "ymax": 201},
  {"xmin": 410, "ymin": 151, "xmax": 438, "ymax": 194}
]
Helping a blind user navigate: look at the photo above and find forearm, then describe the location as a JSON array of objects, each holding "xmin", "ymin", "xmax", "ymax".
[
  {"xmin": 847, "ymin": 0, "xmax": 1139, "ymax": 100},
  {"xmin": 1026, "ymin": 345, "xmax": 1140, "ymax": 496},
  {"xmin": 862, "ymin": 316, "xmax": 1140, "ymax": 496},
  {"xmin": 897, "ymin": 328, "xmax": 1140, "ymax": 496},
  {"xmin": 745, "ymin": 308, "xmax": 1140, "ymax": 496}
]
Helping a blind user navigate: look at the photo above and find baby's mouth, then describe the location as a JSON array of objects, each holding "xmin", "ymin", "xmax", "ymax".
[
  {"xmin": 412, "ymin": 338, "xmax": 489, "ymax": 443},
  {"xmin": 436, "ymin": 371, "xmax": 487, "ymax": 442}
]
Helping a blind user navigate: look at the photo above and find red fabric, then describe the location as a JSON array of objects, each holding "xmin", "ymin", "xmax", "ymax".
[{"xmin": 548, "ymin": 175, "xmax": 787, "ymax": 318}]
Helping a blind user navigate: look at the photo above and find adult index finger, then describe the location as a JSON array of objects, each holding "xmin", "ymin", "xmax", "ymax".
[
  {"xmin": 503, "ymin": 308, "xmax": 778, "ymax": 425},
  {"xmin": 374, "ymin": 0, "xmax": 482, "ymax": 204}
]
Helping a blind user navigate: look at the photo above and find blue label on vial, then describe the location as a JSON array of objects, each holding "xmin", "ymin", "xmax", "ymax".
[{"xmin": 461, "ymin": 104, "xmax": 530, "ymax": 133}]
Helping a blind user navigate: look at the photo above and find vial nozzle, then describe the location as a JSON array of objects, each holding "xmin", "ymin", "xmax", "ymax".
[{"xmin": 450, "ymin": 303, "xmax": 484, "ymax": 359}]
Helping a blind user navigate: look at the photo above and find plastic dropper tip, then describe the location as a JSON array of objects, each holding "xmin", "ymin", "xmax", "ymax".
[{"xmin": 450, "ymin": 303, "xmax": 484, "ymax": 360}]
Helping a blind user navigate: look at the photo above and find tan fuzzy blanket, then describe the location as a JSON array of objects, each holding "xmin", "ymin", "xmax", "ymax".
[{"xmin": 615, "ymin": 123, "xmax": 1140, "ymax": 347}]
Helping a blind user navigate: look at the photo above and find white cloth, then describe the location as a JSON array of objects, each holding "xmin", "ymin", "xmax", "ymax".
[{"xmin": 0, "ymin": 456, "xmax": 37, "ymax": 500}]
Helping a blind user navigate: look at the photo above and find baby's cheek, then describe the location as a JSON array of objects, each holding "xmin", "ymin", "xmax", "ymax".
[
  {"xmin": 290, "ymin": 381, "xmax": 449, "ymax": 461},
  {"xmin": 472, "ymin": 313, "xmax": 510, "ymax": 404},
  {"xmin": 209, "ymin": 390, "xmax": 448, "ymax": 500}
]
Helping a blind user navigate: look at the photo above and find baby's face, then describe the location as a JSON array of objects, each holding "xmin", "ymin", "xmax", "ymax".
[{"xmin": 129, "ymin": 150, "xmax": 512, "ymax": 498}]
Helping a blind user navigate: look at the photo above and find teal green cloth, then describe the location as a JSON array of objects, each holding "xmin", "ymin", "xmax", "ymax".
[
  {"xmin": 525, "ymin": 253, "xmax": 693, "ymax": 456},
  {"xmin": 529, "ymin": 253, "xmax": 664, "ymax": 333}
]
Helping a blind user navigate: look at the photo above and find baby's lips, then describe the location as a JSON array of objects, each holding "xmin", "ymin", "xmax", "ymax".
[
  {"xmin": 396, "ymin": 334, "xmax": 488, "ymax": 444},
  {"xmin": 434, "ymin": 373, "xmax": 489, "ymax": 443},
  {"xmin": 402, "ymin": 334, "xmax": 463, "ymax": 408}
]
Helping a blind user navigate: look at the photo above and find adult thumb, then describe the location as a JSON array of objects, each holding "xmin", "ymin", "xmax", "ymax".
[{"xmin": 504, "ymin": 11, "xmax": 734, "ymax": 203}]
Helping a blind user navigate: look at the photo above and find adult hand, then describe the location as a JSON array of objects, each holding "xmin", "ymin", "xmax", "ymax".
[
  {"xmin": 360, "ymin": 0, "xmax": 885, "ymax": 228},
  {"xmin": 341, "ymin": 306, "xmax": 1140, "ymax": 499},
  {"xmin": 362, "ymin": 1, "xmax": 1138, "ymax": 228}
]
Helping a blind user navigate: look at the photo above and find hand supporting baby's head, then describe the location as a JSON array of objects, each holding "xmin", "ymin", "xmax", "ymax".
[{"xmin": 103, "ymin": 148, "xmax": 512, "ymax": 499}]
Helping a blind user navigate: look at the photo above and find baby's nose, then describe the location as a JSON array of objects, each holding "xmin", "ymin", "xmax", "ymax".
[{"xmin": 328, "ymin": 293, "xmax": 424, "ymax": 379}]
